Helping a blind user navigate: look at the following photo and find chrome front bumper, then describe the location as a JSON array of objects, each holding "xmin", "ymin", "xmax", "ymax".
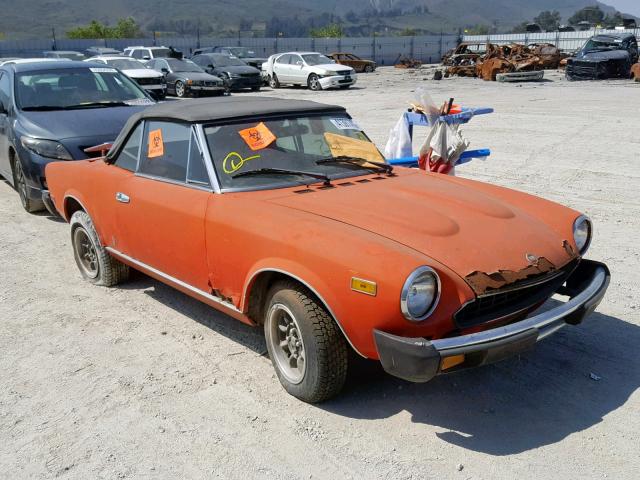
[{"xmin": 374, "ymin": 259, "xmax": 610, "ymax": 382}]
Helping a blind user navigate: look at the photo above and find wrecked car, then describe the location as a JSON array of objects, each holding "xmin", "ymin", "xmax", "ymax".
[
  {"xmin": 44, "ymin": 97, "xmax": 610, "ymax": 403},
  {"xmin": 566, "ymin": 33, "xmax": 639, "ymax": 80},
  {"xmin": 327, "ymin": 52, "xmax": 376, "ymax": 73},
  {"xmin": 442, "ymin": 42, "xmax": 486, "ymax": 67}
]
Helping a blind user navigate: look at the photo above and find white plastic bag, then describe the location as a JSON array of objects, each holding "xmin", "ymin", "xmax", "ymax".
[{"xmin": 383, "ymin": 114, "xmax": 412, "ymax": 160}]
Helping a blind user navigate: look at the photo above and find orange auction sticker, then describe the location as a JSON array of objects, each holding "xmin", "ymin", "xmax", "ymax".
[
  {"xmin": 239, "ymin": 122, "xmax": 276, "ymax": 151},
  {"xmin": 148, "ymin": 129, "xmax": 164, "ymax": 158}
]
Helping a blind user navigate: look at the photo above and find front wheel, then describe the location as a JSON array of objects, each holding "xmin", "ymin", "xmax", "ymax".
[
  {"xmin": 364, "ymin": 65, "xmax": 374, "ymax": 73},
  {"xmin": 269, "ymin": 74, "xmax": 280, "ymax": 89},
  {"xmin": 307, "ymin": 73, "xmax": 322, "ymax": 91},
  {"xmin": 175, "ymin": 81, "xmax": 186, "ymax": 98},
  {"xmin": 264, "ymin": 281, "xmax": 348, "ymax": 403},
  {"xmin": 70, "ymin": 211, "xmax": 129, "ymax": 286},
  {"xmin": 251, "ymin": 86, "xmax": 261, "ymax": 92},
  {"xmin": 13, "ymin": 159, "xmax": 42, "ymax": 213}
]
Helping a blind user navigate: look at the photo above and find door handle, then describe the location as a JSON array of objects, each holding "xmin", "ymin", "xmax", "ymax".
[{"xmin": 115, "ymin": 192, "xmax": 130, "ymax": 203}]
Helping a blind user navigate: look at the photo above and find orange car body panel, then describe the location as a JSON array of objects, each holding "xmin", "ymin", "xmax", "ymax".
[{"xmin": 46, "ymin": 160, "xmax": 581, "ymax": 359}]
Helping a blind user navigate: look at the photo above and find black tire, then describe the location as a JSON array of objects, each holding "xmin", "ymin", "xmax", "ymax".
[
  {"xmin": 339, "ymin": 85, "xmax": 351, "ymax": 89},
  {"xmin": 364, "ymin": 65, "xmax": 374, "ymax": 73},
  {"xmin": 251, "ymin": 86, "xmax": 261, "ymax": 92},
  {"xmin": 264, "ymin": 281, "xmax": 348, "ymax": 403},
  {"xmin": 175, "ymin": 81, "xmax": 186, "ymax": 98},
  {"xmin": 12, "ymin": 158, "xmax": 42, "ymax": 213},
  {"xmin": 269, "ymin": 74, "xmax": 280, "ymax": 89},
  {"xmin": 307, "ymin": 73, "xmax": 322, "ymax": 91},
  {"xmin": 70, "ymin": 211, "xmax": 129, "ymax": 287}
]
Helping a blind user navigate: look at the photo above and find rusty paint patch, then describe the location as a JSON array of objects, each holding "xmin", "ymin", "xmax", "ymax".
[
  {"xmin": 563, "ymin": 239, "xmax": 577, "ymax": 258},
  {"xmin": 465, "ymin": 257, "xmax": 556, "ymax": 295}
]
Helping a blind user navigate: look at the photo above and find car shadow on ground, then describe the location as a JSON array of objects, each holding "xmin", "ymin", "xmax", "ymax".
[{"xmin": 119, "ymin": 272, "xmax": 639, "ymax": 456}]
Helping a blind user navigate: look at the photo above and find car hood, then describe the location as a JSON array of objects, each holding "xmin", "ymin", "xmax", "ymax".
[
  {"xmin": 224, "ymin": 65, "xmax": 260, "ymax": 74},
  {"xmin": 122, "ymin": 68, "xmax": 163, "ymax": 78},
  {"xmin": 311, "ymin": 63, "xmax": 354, "ymax": 73},
  {"xmin": 574, "ymin": 49, "xmax": 630, "ymax": 61},
  {"xmin": 19, "ymin": 106, "xmax": 147, "ymax": 158},
  {"xmin": 174, "ymin": 71, "xmax": 222, "ymax": 81},
  {"xmin": 265, "ymin": 171, "xmax": 576, "ymax": 286}
]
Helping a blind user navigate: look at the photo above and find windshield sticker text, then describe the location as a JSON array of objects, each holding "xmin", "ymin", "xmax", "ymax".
[
  {"xmin": 223, "ymin": 151, "xmax": 261, "ymax": 174},
  {"xmin": 147, "ymin": 129, "xmax": 164, "ymax": 158},
  {"xmin": 330, "ymin": 118, "xmax": 361, "ymax": 131},
  {"xmin": 89, "ymin": 67, "xmax": 117, "ymax": 73},
  {"xmin": 239, "ymin": 122, "xmax": 276, "ymax": 151}
]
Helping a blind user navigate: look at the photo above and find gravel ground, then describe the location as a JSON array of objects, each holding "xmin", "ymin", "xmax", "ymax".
[{"xmin": 1, "ymin": 67, "xmax": 638, "ymax": 479}]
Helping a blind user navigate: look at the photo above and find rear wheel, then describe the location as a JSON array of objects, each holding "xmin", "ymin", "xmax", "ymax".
[
  {"xmin": 307, "ymin": 74, "xmax": 322, "ymax": 91},
  {"xmin": 251, "ymin": 86, "xmax": 261, "ymax": 92},
  {"xmin": 364, "ymin": 64, "xmax": 374, "ymax": 73},
  {"xmin": 264, "ymin": 281, "xmax": 348, "ymax": 403},
  {"xmin": 175, "ymin": 81, "xmax": 186, "ymax": 98},
  {"xmin": 269, "ymin": 74, "xmax": 280, "ymax": 89},
  {"xmin": 13, "ymin": 159, "xmax": 41, "ymax": 213},
  {"xmin": 70, "ymin": 211, "xmax": 129, "ymax": 286}
]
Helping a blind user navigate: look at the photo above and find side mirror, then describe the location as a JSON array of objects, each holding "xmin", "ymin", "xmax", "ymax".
[
  {"xmin": 161, "ymin": 68, "xmax": 169, "ymax": 74},
  {"xmin": 296, "ymin": 60, "xmax": 303, "ymax": 66},
  {"xmin": 143, "ymin": 56, "xmax": 151, "ymax": 60},
  {"xmin": 208, "ymin": 64, "xmax": 214, "ymax": 69}
]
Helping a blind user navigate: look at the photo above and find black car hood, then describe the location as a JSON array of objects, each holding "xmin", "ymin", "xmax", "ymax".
[
  {"xmin": 574, "ymin": 49, "xmax": 630, "ymax": 62},
  {"xmin": 173, "ymin": 71, "xmax": 221, "ymax": 81},
  {"xmin": 222, "ymin": 65, "xmax": 260, "ymax": 74},
  {"xmin": 19, "ymin": 105, "xmax": 147, "ymax": 159}
]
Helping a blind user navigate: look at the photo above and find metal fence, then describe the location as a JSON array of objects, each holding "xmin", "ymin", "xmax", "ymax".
[
  {"xmin": 0, "ymin": 34, "xmax": 460, "ymax": 64},
  {"xmin": 463, "ymin": 28, "xmax": 640, "ymax": 53}
]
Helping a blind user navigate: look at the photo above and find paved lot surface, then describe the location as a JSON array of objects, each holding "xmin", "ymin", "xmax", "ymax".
[{"xmin": 1, "ymin": 67, "xmax": 638, "ymax": 479}]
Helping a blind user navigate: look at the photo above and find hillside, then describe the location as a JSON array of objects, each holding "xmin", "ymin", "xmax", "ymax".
[{"xmin": 0, "ymin": 0, "xmax": 625, "ymax": 39}]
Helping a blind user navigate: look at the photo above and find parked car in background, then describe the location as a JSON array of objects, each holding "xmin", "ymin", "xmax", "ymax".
[
  {"xmin": 566, "ymin": 33, "xmax": 638, "ymax": 80},
  {"xmin": 328, "ymin": 53, "xmax": 376, "ymax": 72},
  {"xmin": 191, "ymin": 53, "xmax": 261, "ymax": 91},
  {"xmin": 209, "ymin": 46, "xmax": 266, "ymax": 69},
  {"xmin": 263, "ymin": 52, "xmax": 356, "ymax": 91},
  {"xmin": 43, "ymin": 50, "xmax": 86, "ymax": 61},
  {"xmin": 0, "ymin": 58, "xmax": 63, "ymax": 66},
  {"xmin": 123, "ymin": 46, "xmax": 173, "ymax": 61},
  {"xmin": 147, "ymin": 58, "xmax": 225, "ymax": 97},
  {"xmin": 85, "ymin": 46, "xmax": 122, "ymax": 57},
  {"xmin": 0, "ymin": 57, "xmax": 20, "ymax": 65},
  {"xmin": 44, "ymin": 96, "xmax": 609, "ymax": 403},
  {"xmin": 87, "ymin": 56, "xmax": 166, "ymax": 99},
  {"xmin": 0, "ymin": 61, "xmax": 153, "ymax": 212}
]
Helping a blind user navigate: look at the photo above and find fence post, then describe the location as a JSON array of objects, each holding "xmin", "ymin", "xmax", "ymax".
[
  {"xmin": 337, "ymin": 37, "xmax": 341, "ymax": 52},
  {"xmin": 410, "ymin": 36, "xmax": 414, "ymax": 58},
  {"xmin": 372, "ymin": 32, "xmax": 376, "ymax": 62},
  {"xmin": 439, "ymin": 32, "xmax": 443, "ymax": 60}
]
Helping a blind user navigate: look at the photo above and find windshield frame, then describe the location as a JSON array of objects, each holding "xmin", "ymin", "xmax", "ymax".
[
  {"xmin": 302, "ymin": 54, "xmax": 335, "ymax": 66},
  {"xmin": 200, "ymin": 111, "xmax": 383, "ymax": 193}
]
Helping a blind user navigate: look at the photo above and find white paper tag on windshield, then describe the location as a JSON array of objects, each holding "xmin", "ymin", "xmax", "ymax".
[
  {"xmin": 90, "ymin": 67, "xmax": 117, "ymax": 73},
  {"xmin": 330, "ymin": 118, "xmax": 361, "ymax": 130},
  {"xmin": 124, "ymin": 98, "xmax": 155, "ymax": 106}
]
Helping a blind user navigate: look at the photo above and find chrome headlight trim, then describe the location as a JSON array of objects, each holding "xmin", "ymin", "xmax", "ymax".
[
  {"xmin": 400, "ymin": 266, "xmax": 441, "ymax": 322},
  {"xmin": 573, "ymin": 214, "xmax": 592, "ymax": 255}
]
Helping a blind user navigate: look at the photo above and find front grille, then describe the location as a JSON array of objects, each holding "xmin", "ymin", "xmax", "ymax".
[
  {"xmin": 203, "ymin": 80, "xmax": 220, "ymax": 87},
  {"xmin": 336, "ymin": 70, "xmax": 352, "ymax": 76},
  {"xmin": 455, "ymin": 259, "xmax": 579, "ymax": 329},
  {"xmin": 239, "ymin": 73, "xmax": 260, "ymax": 78},
  {"xmin": 135, "ymin": 77, "xmax": 163, "ymax": 86}
]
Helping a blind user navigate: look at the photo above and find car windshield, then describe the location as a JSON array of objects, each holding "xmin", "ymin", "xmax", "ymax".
[
  {"xmin": 15, "ymin": 67, "xmax": 151, "ymax": 110},
  {"xmin": 302, "ymin": 54, "xmax": 334, "ymax": 66},
  {"xmin": 105, "ymin": 58, "xmax": 143, "ymax": 70},
  {"xmin": 167, "ymin": 59, "xmax": 203, "ymax": 72},
  {"xmin": 211, "ymin": 55, "xmax": 246, "ymax": 66},
  {"xmin": 204, "ymin": 114, "xmax": 387, "ymax": 191},
  {"xmin": 151, "ymin": 48, "xmax": 171, "ymax": 58},
  {"xmin": 583, "ymin": 38, "xmax": 623, "ymax": 51},
  {"xmin": 228, "ymin": 47, "xmax": 256, "ymax": 58}
]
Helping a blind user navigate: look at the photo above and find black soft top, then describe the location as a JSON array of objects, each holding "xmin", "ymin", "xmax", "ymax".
[{"xmin": 108, "ymin": 96, "xmax": 345, "ymax": 159}]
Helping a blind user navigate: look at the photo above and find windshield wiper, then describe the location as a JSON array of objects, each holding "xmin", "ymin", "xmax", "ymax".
[
  {"xmin": 316, "ymin": 155, "xmax": 394, "ymax": 174},
  {"xmin": 21, "ymin": 105, "xmax": 65, "ymax": 111},
  {"xmin": 232, "ymin": 168, "xmax": 332, "ymax": 186},
  {"xmin": 63, "ymin": 101, "xmax": 129, "ymax": 109}
]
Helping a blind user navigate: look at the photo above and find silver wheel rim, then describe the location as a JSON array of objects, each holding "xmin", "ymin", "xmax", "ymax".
[
  {"xmin": 14, "ymin": 162, "xmax": 28, "ymax": 208},
  {"xmin": 176, "ymin": 82, "xmax": 185, "ymax": 97},
  {"xmin": 73, "ymin": 227, "xmax": 99, "ymax": 279},
  {"xmin": 309, "ymin": 75, "xmax": 319, "ymax": 90},
  {"xmin": 267, "ymin": 303, "xmax": 306, "ymax": 384},
  {"xmin": 269, "ymin": 75, "xmax": 277, "ymax": 88}
]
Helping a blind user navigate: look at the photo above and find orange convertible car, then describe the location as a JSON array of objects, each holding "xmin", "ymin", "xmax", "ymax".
[{"xmin": 44, "ymin": 97, "xmax": 610, "ymax": 402}]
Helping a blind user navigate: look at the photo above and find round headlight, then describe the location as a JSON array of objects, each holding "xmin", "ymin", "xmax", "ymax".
[
  {"xmin": 401, "ymin": 267, "xmax": 440, "ymax": 322},
  {"xmin": 573, "ymin": 215, "xmax": 592, "ymax": 254}
]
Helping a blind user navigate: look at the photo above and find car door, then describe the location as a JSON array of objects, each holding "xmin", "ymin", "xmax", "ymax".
[
  {"xmin": 0, "ymin": 71, "xmax": 12, "ymax": 181},
  {"xmin": 273, "ymin": 54, "xmax": 291, "ymax": 82},
  {"xmin": 289, "ymin": 54, "xmax": 306, "ymax": 84},
  {"xmin": 112, "ymin": 120, "xmax": 212, "ymax": 291}
]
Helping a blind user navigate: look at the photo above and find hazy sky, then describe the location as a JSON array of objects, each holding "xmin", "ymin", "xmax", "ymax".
[{"xmin": 604, "ymin": 0, "xmax": 640, "ymax": 16}]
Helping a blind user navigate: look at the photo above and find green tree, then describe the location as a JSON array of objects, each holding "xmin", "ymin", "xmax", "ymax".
[
  {"xmin": 66, "ymin": 17, "xmax": 143, "ymax": 39},
  {"xmin": 534, "ymin": 10, "xmax": 561, "ymax": 31},
  {"xmin": 309, "ymin": 23, "xmax": 343, "ymax": 38},
  {"xmin": 568, "ymin": 6, "xmax": 605, "ymax": 26}
]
